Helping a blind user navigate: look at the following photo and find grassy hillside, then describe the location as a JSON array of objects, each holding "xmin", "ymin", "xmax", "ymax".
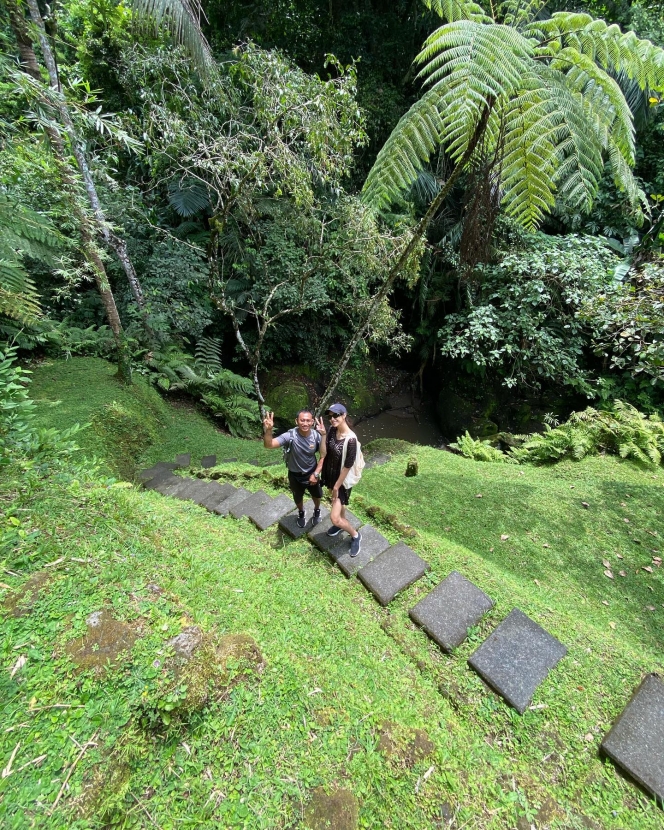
[{"xmin": 1, "ymin": 358, "xmax": 663, "ymax": 828}]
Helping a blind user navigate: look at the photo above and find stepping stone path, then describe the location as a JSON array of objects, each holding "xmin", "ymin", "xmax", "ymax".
[
  {"xmin": 137, "ymin": 454, "xmax": 664, "ymax": 798},
  {"xmin": 279, "ymin": 500, "xmax": 331, "ymax": 539},
  {"xmin": 600, "ymin": 673, "xmax": 664, "ymax": 802},
  {"xmin": 358, "ymin": 542, "xmax": 429, "ymax": 606},
  {"xmin": 467, "ymin": 608, "xmax": 567, "ymax": 714},
  {"xmin": 410, "ymin": 570, "xmax": 494, "ymax": 652}
]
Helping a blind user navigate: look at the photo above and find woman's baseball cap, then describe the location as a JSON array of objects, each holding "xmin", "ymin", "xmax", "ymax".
[{"xmin": 326, "ymin": 403, "xmax": 347, "ymax": 416}]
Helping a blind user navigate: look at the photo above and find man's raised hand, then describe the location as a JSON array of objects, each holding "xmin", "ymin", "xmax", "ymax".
[
  {"xmin": 315, "ymin": 417, "xmax": 326, "ymax": 434},
  {"xmin": 263, "ymin": 411, "xmax": 274, "ymax": 432}
]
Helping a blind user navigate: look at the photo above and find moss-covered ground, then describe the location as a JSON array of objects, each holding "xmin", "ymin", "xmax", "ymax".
[{"xmin": 1, "ymin": 358, "xmax": 663, "ymax": 828}]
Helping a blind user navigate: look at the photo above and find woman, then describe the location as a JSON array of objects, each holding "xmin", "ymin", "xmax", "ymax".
[{"xmin": 321, "ymin": 402, "xmax": 362, "ymax": 557}]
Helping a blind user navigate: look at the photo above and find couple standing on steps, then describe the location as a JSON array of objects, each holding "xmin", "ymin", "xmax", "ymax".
[{"xmin": 263, "ymin": 404, "xmax": 362, "ymax": 558}]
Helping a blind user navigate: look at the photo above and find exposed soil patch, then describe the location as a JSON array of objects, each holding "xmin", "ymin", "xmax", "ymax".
[
  {"xmin": 304, "ymin": 786, "xmax": 359, "ymax": 830},
  {"xmin": 377, "ymin": 721, "xmax": 435, "ymax": 768},
  {"xmin": 2, "ymin": 570, "xmax": 52, "ymax": 617},
  {"xmin": 65, "ymin": 610, "xmax": 139, "ymax": 671}
]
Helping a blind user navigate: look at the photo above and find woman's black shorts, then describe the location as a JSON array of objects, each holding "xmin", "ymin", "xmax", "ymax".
[{"xmin": 288, "ymin": 470, "xmax": 323, "ymax": 504}]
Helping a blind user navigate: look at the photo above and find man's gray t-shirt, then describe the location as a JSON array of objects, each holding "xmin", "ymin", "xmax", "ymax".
[{"xmin": 276, "ymin": 429, "xmax": 321, "ymax": 474}]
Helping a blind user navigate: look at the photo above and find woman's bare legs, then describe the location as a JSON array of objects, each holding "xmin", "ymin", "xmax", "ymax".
[{"xmin": 330, "ymin": 498, "xmax": 358, "ymax": 538}]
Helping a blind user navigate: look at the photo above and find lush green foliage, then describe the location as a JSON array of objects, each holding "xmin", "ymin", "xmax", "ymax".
[
  {"xmin": 437, "ymin": 230, "xmax": 619, "ymax": 391},
  {"xmin": 512, "ymin": 400, "xmax": 664, "ymax": 465},
  {"xmin": 451, "ymin": 430, "xmax": 518, "ymax": 462},
  {"xmin": 364, "ymin": 0, "xmax": 664, "ymax": 231}
]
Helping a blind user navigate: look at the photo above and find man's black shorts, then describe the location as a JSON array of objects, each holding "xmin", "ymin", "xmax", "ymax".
[{"xmin": 288, "ymin": 470, "xmax": 323, "ymax": 504}]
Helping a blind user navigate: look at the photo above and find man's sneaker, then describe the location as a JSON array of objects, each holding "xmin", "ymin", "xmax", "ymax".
[
  {"xmin": 312, "ymin": 508, "xmax": 322, "ymax": 526},
  {"xmin": 296, "ymin": 510, "xmax": 306, "ymax": 529},
  {"xmin": 326, "ymin": 524, "xmax": 343, "ymax": 537},
  {"xmin": 349, "ymin": 532, "xmax": 362, "ymax": 558}
]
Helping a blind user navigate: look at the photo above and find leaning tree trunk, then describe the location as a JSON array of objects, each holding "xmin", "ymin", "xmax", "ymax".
[
  {"xmin": 316, "ymin": 102, "xmax": 494, "ymax": 415},
  {"xmin": 7, "ymin": 0, "xmax": 131, "ymax": 383},
  {"xmin": 23, "ymin": 0, "xmax": 153, "ymax": 341}
]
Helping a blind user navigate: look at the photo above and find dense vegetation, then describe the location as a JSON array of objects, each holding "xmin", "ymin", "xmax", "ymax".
[
  {"xmin": 2, "ymin": 0, "xmax": 664, "ymax": 825},
  {"xmin": 1, "ymin": 0, "xmax": 663, "ymax": 431},
  {"xmin": 1, "ymin": 355, "xmax": 663, "ymax": 828}
]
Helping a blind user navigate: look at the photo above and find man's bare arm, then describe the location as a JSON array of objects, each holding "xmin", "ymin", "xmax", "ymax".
[{"xmin": 262, "ymin": 411, "xmax": 281, "ymax": 449}]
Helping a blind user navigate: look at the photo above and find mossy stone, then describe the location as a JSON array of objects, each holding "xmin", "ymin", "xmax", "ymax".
[{"xmin": 265, "ymin": 380, "xmax": 310, "ymax": 424}]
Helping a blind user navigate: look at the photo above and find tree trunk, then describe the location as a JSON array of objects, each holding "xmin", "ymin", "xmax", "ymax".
[
  {"xmin": 317, "ymin": 104, "xmax": 493, "ymax": 415},
  {"xmin": 7, "ymin": 0, "xmax": 131, "ymax": 383},
  {"xmin": 24, "ymin": 0, "xmax": 153, "ymax": 339}
]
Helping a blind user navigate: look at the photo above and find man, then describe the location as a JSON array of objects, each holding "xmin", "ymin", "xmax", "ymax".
[{"xmin": 263, "ymin": 409, "xmax": 327, "ymax": 528}]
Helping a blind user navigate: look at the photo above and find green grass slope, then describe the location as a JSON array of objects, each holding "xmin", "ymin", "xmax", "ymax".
[{"xmin": 1, "ymin": 359, "xmax": 663, "ymax": 828}]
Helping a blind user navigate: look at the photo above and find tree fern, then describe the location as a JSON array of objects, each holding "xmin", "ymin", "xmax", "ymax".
[
  {"xmin": 363, "ymin": 1, "xmax": 664, "ymax": 231},
  {"xmin": 0, "ymin": 194, "xmax": 62, "ymax": 323}
]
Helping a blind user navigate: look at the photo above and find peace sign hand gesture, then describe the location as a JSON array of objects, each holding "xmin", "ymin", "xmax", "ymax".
[
  {"xmin": 315, "ymin": 416, "xmax": 326, "ymax": 435},
  {"xmin": 263, "ymin": 411, "xmax": 274, "ymax": 432}
]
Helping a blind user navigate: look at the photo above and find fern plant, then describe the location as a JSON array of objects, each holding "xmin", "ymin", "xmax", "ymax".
[
  {"xmin": 511, "ymin": 401, "xmax": 664, "ymax": 465},
  {"xmin": 451, "ymin": 430, "xmax": 518, "ymax": 463},
  {"xmin": 363, "ymin": 0, "xmax": 664, "ymax": 230},
  {"xmin": 146, "ymin": 337, "xmax": 260, "ymax": 438},
  {"xmin": 0, "ymin": 193, "xmax": 62, "ymax": 323}
]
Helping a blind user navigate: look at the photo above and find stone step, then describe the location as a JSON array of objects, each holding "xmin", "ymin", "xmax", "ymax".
[
  {"xmin": 175, "ymin": 453, "xmax": 191, "ymax": 468},
  {"xmin": 409, "ymin": 571, "xmax": 494, "ymax": 653},
  {"xmin": 158, "ymin": 477, "xmax": 195, "ymax": 498},
  {"xmin": 601, "ymin": 673, "xmax": 664, "ymax": 802},
  {"xmin": 211, "ymin": 487, "xmax": 251, "ymax": 516},
  {"xmin": 247, "ymin": 494, "xmax": 294, "ymax": 531},
  {"xmin": 200, "ymin": 455, "xmax": 217, "ymax": 468},
  {"xmin": 143, "ymin": 470, "xmax": 180, "ymax": 491},
  {"xmin": 172, "ymin": 479, "xmax": 212, "ymax": 502},
  {"xmin": 198, "ymin": 482, "xmax": 236, "ymax": 512},
  {"xmin": 138, "ymin": 462, "xmax": 178, "ymax": 482},
  {"xmin": 307, "ymin": 513, "xmax": 362, "ymax": 555},
  {"xmin": 229, "ymin": 490, "xmax": 271, "ymax": 519},
  {"xmin": 357, "ymin": 542, "xmax": 429, "ymax": 606},
  {"xmin": 467, "ymin": 608, "xmax": 567, "ymax": 714},
  {"xmin": 188, "ymin": 481, "xmax": 227, "ymax": 507},
  {"xmin": 328, "ymin": 525, "xmax": 391, "ymax": 578},
  {"xmin": 279, "ymin": 500, "xmax": 330, "ymax": 539}
]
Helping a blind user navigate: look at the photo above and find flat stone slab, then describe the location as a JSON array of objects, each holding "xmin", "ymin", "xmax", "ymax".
[
  {"xmin": 468, "ymin": 608, "xmax": 567, "ymax": 714},
  {"xmin": 601, "ymin": 673, "xmax": 664, "ymax": 801},
  {"xmin": 175, "ymin": 453, "xmax": 191, "ymax": 468},
  {"xmin": 172, "ymin": 479, "xmax": 212, "ymax": 502},
  {"xmin": 229, "ymin": 490, "xmax": 271, "ymax": 519},
  {"xmin": 410, "ymin": 571, "xmax": 494, "ymax": 652},
  {"xmin": 198, "ymin": 482, "xmax": 236, "ymax": 511},
  {"xmin": 357, "ymin": 542, "xmax": 429, "ymax": 605},
  {"xmin": 329, "ymin": 524, "xmax": 391, "ymax": 577},
  {"xmin": 158, "ymin": 477, "xmax": 195, "ymax": 497},
  {"xmin": 221, "ymin": 457, "xmax": 238, "ymax": 464},
  {"xmin": 200, "ymin": 455, "xmax": 217, "ymax": 468},
  {"xmin": 138, "ymin": 462, "xmax": 178, "ymax": 482},
  {"xmin": 279, "ymin": 500, "xmax": 330, "ymax": 539},
  {"xmin": 143, "ymin": 469, "xmax": 180, "ymax": 491},
  {"xmin": 189, "ymin": 481, "xmax": 228, "ymax": 507},
  {"xmin": 248, "ymin": 494, "xmax": 294, "ymax": 531},
  {"xmin": 308, "ymin": 513, "xmax": 362, "ymax": 554},
  {"xmin": 211, "ymin": 487, "xmax": 251, "ymax": 516},
  {"xmin": 364, "ymin": 453, "xmax": 391, "ymax": 470}
]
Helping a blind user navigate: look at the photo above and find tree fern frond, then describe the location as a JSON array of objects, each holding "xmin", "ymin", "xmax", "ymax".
[
  {"xmin": 423, "ymin": 0, "xmax": 493, "ymax": 24},
  {"xmin": 129, "ymin": 0, "xmax": 215, "ymax": 77},
  {"xmin": 606, "ymin": 137, "xmax": 645, "ymax": 211},
  {"xmin": 0, "ymin": 260, "xmax": 41, "ymax": 323},
  {"xmin": 194, "ymin": 336, "xmax": 222, "ymax": 374},
  {"xmin": 529, "ymin": 13, "xmax": 664, "ymax": 92},
  {"xmin": 497, "ymin": 0, "xmax": 547, "ymax": 29}
]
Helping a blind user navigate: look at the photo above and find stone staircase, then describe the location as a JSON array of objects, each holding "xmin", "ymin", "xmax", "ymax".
[{"xmin": 138, "ymin": 455, "xmax": 664, "ymax": 802}]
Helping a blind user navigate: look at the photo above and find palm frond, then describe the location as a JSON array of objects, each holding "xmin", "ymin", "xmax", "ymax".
[{"xmin": 129, "ymin": 0, "xmax": 214, "ymax": 77}]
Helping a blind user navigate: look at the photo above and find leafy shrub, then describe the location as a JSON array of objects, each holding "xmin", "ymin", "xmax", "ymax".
[
  {"xmin": 511, "ymin": 401, "xmax": 664, "ymax": 465},
  {"xmin": 0, "ymin": 346, "xmax": 36, "ymax": 465},
  {"xmin": 450, "ymin": 431, "xmax": 518, "ymax": 463}
]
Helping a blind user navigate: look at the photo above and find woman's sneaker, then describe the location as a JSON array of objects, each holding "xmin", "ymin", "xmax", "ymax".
[
  {"xmin": 349, "ymin": 532, "xmax": 362, "ymax": 558},
  {"xmin": 296, "ymin": 510, "xmax": 306, "ymax": 528},
  {"xmin": 326, "ymin": 524, "xmax": 343, "ymax": 537},
  {"xmin": 312, "ymin": 508, "xmax": 322, "ymax": 526}
]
